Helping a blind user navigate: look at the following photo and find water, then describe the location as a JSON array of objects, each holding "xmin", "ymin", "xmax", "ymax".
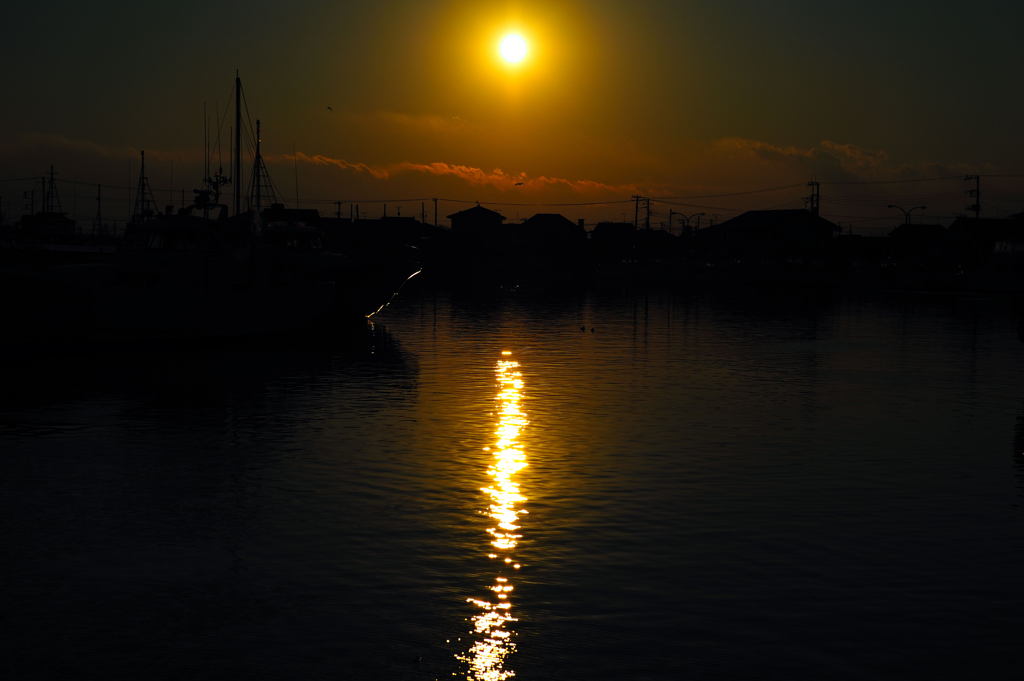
[{"xmin": 4, "ymin": 287, "xmax": 1024, "ymax": 680}]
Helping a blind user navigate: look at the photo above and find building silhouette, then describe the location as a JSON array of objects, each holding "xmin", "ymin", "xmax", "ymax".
[{"xmin": 693, "ymin": 209, "xmax": 840, "ymax": 285}]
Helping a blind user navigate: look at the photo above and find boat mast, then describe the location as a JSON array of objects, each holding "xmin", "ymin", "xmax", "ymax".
[
  {"xmin": 248, "ymin": 120, "xmax": 277, "ymax": 212},
  {"xmin": 94, "ymin": 184, "xmax": 102, "ymax": 234},
  {"xmin": 203, "ymin": 101, "xmax": 209, "ymax": 192},
  {"xmin": 45, "ymin": 165, "xmax": 62, "ymax": 214},
  {"xmin": 234, "ymin": 71, "xmax": 241, "ymax": 217},
  {"xmin": 254, "ymin": 120, "xmax": 262, "ymax": 211},
  {"xmin": 132, "ymin": 150, "xmax": 157, "ymax": 222}
]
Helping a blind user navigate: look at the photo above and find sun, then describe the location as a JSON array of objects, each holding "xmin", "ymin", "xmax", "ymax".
[{"xmin": 499, "ymin": 33, "xmax": 528, "ymax": 64}]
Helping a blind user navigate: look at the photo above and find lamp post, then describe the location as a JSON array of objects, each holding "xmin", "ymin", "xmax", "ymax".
[
  {"xmin": 888, "ymin": 204, "xmax": 927, "ymax": 225},
  {"xmin": 675, "ymin": 211, "xmax": 705, "ymax": 235}
]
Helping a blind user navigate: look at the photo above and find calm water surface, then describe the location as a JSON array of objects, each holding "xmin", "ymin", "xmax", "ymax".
[{"xmin": 4, "ymin": 287, "xmax": 1024, "ymax": 680}]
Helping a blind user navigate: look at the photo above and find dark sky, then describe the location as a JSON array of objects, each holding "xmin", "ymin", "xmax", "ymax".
[{"xmin": 3, "ymin": 1, "xmax": 1021, "ymax": 227}]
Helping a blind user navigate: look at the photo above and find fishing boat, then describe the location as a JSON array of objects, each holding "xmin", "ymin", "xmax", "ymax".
[{"xmin": 2, "ymin": 75, "xmax": 420, "ymax": 345}]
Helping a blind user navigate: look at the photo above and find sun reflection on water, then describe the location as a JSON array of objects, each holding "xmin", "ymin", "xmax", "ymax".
[{"xmin": 457, "ymin": 354, "xmax": 528, "ymax": 680}]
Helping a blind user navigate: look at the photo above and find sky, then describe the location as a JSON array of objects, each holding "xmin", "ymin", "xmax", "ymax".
[{"xmin": 2, "ymin": 0, "xmax": 1022, "ymax": 231}]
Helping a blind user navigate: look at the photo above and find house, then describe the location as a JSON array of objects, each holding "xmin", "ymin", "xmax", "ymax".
[
  {"xmin": 695, "ymin": 209, "xmax": 838, "ymax": 263},
  {"xmin": 516, "ymin": 213, "xmax": 585, "ymax": 251},
  {"xmin": 690, "ymin": 209, "xmax": 841, "ymax": 285},
  {"xmin": 447, "ymin": 204, "xmax": 506, "ymax": 237}
]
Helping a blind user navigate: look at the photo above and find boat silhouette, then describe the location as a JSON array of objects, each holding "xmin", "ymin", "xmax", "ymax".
[{"xmin": 2, "ymin": 76, "xmax": 420, "ymax": 345}]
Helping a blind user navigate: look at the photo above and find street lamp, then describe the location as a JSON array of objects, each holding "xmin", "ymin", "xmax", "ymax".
[
  {"xmin": 669, "ymin": 211, "xmax": 705, "ymax": 235},
  {"xmin": 888, "ymin": 204, "xmax": 927, "ymax": 225}
]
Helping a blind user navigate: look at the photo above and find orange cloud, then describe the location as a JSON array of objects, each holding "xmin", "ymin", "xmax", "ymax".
[
  {"xmin": 275, "ymin": 152, "xmax": 637, "ymax": 196},
  {"xmin": 713, "ymin": 137, "xmax": 815, "ymax": 161},
  {"xmin": 285, "ymin": 152, "xmax": 391, "ymax": 180},
  {"xmin": 710, "ymin": 137, "xmax": 898, "ymax": 179},
  {"xmin": 819, "ymin": 140, "xmax": 889, "ymax": 171}
]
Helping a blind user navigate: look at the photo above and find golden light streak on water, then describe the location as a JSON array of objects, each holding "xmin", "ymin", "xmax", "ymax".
[{"xmin": 456, "ymin": 355, "xmax": 528, "ymax": 681}]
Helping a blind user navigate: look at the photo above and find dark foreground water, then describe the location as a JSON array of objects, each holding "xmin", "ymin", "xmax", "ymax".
[{"xmin": 4, "ymin": 287, "xmax": 1024, "ymax": 680}]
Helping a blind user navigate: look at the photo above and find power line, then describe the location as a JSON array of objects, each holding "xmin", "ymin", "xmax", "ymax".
[
  {"xmin": 0, "ymin": 176, "xmax": 44, "ymax": 183},
  {"xmin": 649, "ymin": 198, "xmax": 737, "ymax": 212},
  {"xmin": 5, "ymin": 169, "xmax": 1021, "ymax": 222},
  {"xmin": 651, "ymin": 183, "xmax": 805, "ymax": 200},
  {"xmin": 822, "ymin": 175, "xmax": 962, "ymax": 186}
]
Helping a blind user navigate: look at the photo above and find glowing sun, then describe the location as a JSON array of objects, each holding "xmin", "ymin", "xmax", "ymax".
[{"xmin": 499, "ymin": 33, "xmax": 528, "ymax": 64}]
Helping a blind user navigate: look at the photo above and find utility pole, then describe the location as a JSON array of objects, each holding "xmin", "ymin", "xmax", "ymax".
[
  {"xmin": 334, "ymin": 200, "xmax": 342, "ymax": 219},
  {"xmin": 806, "ymin": 181, "xmax": 820, "ymax": 216},
  {"xmin": 626, "ymin": 195, "xmax": 651, "ymax": 229},
  {"xmin": 964, "ymin": 175, "xmax": 981, "ymax": 219},
  {"xmin": 433, "ymin": 197, "xmax": 438, "ymax": 227}
]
